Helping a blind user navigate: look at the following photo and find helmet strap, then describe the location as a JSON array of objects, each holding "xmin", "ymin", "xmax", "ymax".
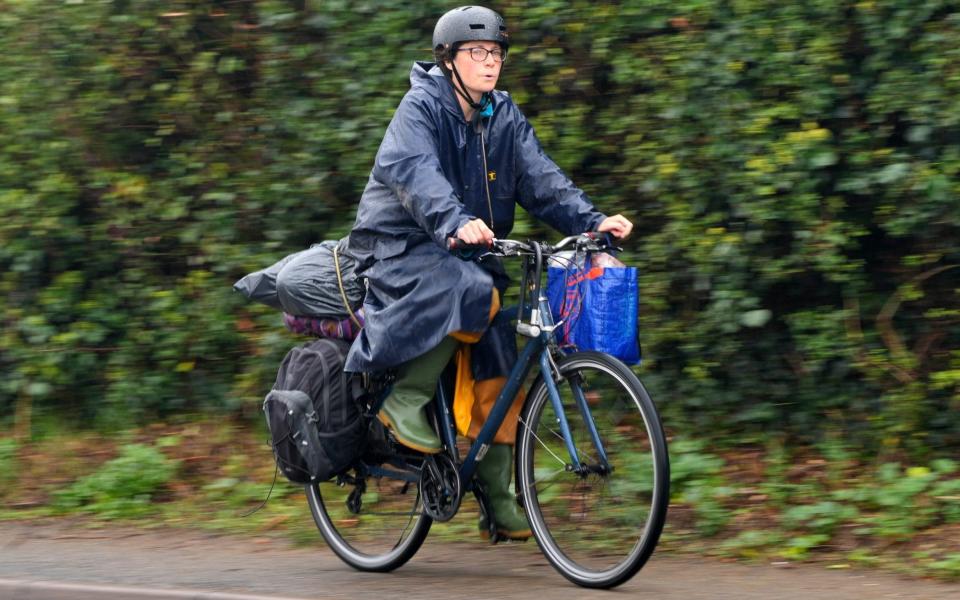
[{"xmin": 449, "ymin": 60, "xmax": 483, "ymax": 111}]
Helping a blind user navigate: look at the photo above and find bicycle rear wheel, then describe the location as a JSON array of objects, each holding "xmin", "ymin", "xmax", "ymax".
[
  {"xmin": 516, "ymin": 351, "xmax": 669, "ymax": 588},
  {"xmin": 306, "ymin": 462, "xmax": 432, "ymax": 572}
]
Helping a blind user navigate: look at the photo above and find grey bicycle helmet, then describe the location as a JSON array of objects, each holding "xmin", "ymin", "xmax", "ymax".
[
  {"xmin": 432, "ymin": 5, "xmax": 509, "ymax": 58},
  {"xmin": 432, "ymin": 6, "xmax": 509, "ymax": 117}
]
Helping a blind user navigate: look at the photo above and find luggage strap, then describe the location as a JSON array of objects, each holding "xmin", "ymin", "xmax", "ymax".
[{"xmin": 333, "ymin": 243, "xmax": 362, "ymax": 330}]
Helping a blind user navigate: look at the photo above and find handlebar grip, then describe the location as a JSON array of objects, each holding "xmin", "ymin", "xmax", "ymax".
[
  {"xmin": 587, "ymin": 231, "xmax": 616, "ymax": 246},
  {"xmin": 447, "ymin": 237, "xmax": 492, "ymax": 252}
]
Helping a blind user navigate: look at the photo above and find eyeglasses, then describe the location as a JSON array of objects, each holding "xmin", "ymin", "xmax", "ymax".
[{"xmin": 457, "ymin": 46, "xmax": 507, "ymax": 63}]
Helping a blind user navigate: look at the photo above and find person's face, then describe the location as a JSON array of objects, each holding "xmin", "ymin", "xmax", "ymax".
[{"xmin": 446, "ymin": 40, "xmax": 504, "ymax": 99}]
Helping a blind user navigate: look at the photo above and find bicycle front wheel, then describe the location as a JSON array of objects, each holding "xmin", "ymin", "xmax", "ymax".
[
  {"xmin": 306, "ymin": 464, "xmax": 432, "ymax": 572},
  {"xmin": 517, "ymin": 351, "xmax": 669, "ymax": 588}
]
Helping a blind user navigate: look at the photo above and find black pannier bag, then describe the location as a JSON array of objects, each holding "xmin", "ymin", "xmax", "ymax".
[{"xmin": 263, "ymin": 338, "xmax": 365, "ymax": 483}]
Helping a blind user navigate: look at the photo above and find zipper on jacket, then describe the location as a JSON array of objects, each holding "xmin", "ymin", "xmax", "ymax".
[{"xmin": 479, "ymin": 125, "xmax": 495, "ymax": 228}]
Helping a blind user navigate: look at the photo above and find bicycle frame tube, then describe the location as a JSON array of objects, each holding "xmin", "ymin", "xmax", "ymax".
[
  {"xmin": 435, "ymin": 374, "xmax": 459, "ymax": 461},
  {"xmin": 458, "ymin": 332, "xmax": 546, "ymax": 483},
  {"xmin": 568, "ymin": 371, "xmax": 611, "ymax": 469},
  {"xmin": 537, "ymin": 350, "xmax": 583, "ymax": 470},
  {"xmin": 363, "ymin": 464, "xmax": 420, "ymax": 483}
]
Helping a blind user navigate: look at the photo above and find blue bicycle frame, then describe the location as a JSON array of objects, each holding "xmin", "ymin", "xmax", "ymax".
[{"xmin": 365, "ymin": 239, "xmax": 613, "ymax": 490}]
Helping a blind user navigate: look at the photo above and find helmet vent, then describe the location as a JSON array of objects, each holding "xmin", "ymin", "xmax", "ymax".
[{"xmin": 469, "ymin": 24, "xmax": 485, "ymax": 29}]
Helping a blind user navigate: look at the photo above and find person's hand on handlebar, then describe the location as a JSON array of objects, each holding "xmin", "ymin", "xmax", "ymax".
[
  {"xmin": 457, "ymin": 218, "xmax": 495, "ymax": 246},
  {"xmin": 597, "ymin": 214, "xmax": 633, "ymax": 240}
]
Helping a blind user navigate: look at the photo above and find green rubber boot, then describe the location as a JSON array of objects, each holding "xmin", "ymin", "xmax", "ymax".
[
  {"xmin": 477, "ymin": 444, "xmax": 532, "ymax": 540},
  {"xmin": 378, "ymin": 337, "xmax": 458, "ymax": 454}
]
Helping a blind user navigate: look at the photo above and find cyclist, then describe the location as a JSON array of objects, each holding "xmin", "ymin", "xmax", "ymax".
[{"xmin": 344, "ymin": 5, "xmax": 632, "ymax": 541}]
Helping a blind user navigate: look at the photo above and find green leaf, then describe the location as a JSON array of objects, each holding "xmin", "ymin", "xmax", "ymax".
[{"xmin": 740, "ymin": 309, "xmax": 772, "ymax": 328}]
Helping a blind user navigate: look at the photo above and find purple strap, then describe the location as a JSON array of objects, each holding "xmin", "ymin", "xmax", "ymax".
[{"xmin": 282, "ymin": 310, "xmax": 365, "ymax": 341}]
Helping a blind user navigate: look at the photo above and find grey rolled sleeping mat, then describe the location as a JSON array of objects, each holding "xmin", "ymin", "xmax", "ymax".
[{"xmin": 233, "ymin": 238, "xmax": 363, "ymax": 318}]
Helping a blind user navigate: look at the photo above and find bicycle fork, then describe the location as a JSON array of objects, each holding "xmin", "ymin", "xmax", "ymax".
[{"xmin": 538, "ymin": 351, "xmax": 612, "ymax": 476}]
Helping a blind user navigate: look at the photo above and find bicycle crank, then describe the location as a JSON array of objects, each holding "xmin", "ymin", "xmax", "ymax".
[{"xmin": 419, "ymin": 453, "xmax": 461, "ymax": 522}]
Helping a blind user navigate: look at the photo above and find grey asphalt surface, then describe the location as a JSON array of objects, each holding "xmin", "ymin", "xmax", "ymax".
[{"xmin": 1, "ymin": 522, "xmax": 959, "ymax": 600}]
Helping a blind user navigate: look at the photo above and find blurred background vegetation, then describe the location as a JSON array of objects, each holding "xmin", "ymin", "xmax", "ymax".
[{"xmin": 0, "ymin": 0, "xmax": 958, "ymax": 572}]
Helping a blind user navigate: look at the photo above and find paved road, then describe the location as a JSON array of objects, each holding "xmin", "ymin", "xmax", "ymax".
[{"xmin": 1, "ymin": 522, "xmax": 958, "ymax": 600}]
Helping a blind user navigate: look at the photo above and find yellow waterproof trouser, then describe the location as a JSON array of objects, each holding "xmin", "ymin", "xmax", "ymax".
[
  {"xmin": 447, "ymin": 287, "xmax": 524, "ymax": 444},
  {"xmin": 453, "ymin": 345, "xmax": 525, "ymax": 444}
]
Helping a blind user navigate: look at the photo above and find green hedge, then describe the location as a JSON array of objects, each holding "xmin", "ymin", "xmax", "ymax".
[{"xmin": 1, "ymin": 1, "xmax": 957, "ymax": 456}]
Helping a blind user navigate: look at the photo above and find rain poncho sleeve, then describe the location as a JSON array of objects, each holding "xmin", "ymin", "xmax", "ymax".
[
  {"xmin": 512, "ymin": 107, "xmax": 606, "ymax": 235},
  {"xmin": 371, "ymin": 98, "xmax": 475, "ymax": 248}
]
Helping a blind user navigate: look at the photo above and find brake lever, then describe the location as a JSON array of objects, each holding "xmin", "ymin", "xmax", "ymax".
[{"xmin": 587, "ymin": 232, "xmax": 622, "ymax": 253}]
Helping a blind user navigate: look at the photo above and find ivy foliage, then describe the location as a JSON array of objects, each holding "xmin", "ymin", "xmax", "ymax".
[{"xmin": 0, "ymin": 1, "xmax": 957, "ymax": 456}]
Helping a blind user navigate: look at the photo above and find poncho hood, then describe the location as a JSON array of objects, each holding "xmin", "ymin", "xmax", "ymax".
[{"xmin": 409, "ymin": 61, "xmax": 489, "ymax": 122}]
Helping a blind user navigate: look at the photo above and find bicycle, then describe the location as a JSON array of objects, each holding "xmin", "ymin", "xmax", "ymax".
[{"xmin": 304, "ymin": 233, "xmax": 670, "ymax": 589}]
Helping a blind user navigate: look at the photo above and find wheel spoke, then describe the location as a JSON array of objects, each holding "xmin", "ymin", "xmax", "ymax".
[
  {"xmin": 520, "ymin": 412, "xmax": 602, "ymax": 469},
  {"xmin": 518, "ymin": 416, "xmax": 568, "ymax": 467},
  {"xmin": 526, "ymin": 465, "xmax": 569, "ymax": 491}
]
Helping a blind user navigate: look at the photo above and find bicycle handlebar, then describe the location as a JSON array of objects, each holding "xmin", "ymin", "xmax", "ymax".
[
  {"xmin": 447, "ymin": 232, "xmax": 612, "ymax": 255},
  {"xmin": 446, "ymin": 233, "xmax": 617, "ymax": 334}
]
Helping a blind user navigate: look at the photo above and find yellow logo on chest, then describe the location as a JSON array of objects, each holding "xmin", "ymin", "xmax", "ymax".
[{"xmin": 487, "ymin": 171, "xmax": 497, "ymax": 182}]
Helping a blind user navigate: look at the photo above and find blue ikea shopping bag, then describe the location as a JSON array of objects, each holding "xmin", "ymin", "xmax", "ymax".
[{"xmin": 546, "ymin": 254, "xmax": 640, "ymax": 365}]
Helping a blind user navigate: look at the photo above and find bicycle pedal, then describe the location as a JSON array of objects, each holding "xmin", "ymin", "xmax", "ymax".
[{"xmin": 479, "ymin": 527, "xmax": 502, "ymax": 545}]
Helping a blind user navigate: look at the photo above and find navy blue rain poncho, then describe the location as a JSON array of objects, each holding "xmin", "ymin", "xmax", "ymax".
[{"xmin": 344, "ymin": 61, "xmax": 606, "ymax": 373}]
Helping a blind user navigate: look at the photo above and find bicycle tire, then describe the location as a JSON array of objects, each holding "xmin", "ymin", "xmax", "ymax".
[
  {"xmin": 516, "ymin": 351, "xmax": 669, "ymax": 588},
  {"xmin": 306, "ymin": 466, "xmax": 433, "ymax": 572}
]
